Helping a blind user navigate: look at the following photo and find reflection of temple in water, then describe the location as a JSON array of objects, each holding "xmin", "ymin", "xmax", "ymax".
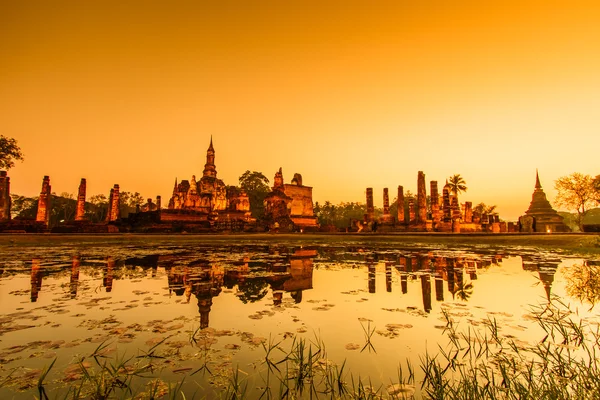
[
  {"xmin": 364, "ymin": 253, "xmax": 559, "ymax": 313},
  {"xmin": 24, "ymin": 249, "xmax": 558, "ymax": 322},
  {"xmin": 163, "ymin": 248, "xmax": 315, "ymax": 328}
]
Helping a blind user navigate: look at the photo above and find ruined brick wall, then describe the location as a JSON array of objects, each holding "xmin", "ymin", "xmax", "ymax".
[
  {"xmin": 160, "ymin": 211, "xmax": 209, "ymax": 222},
  {"xmin": 0, "ymin": 171, "xmax": 10, "ymax": 221},
  {"xmin": 283, "ymin": 184, "xmax": 314, "ymax": 217},
  {"xmin": 464, "ymin": 201, "xmax": 473, "ymax": 223}
]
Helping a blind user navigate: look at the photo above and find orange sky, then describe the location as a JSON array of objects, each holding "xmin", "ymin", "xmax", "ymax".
[{"xmin": 1, "ymin": 1, "xmax": 599, "ymax": 220}]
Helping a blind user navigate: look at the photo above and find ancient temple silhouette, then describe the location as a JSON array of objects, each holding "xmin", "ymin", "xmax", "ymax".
[{"xmin": 520, "ymin": 170, "xmax": 569, "ymax": 233}]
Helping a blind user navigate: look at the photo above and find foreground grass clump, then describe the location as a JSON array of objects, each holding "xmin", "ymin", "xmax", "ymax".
[
  {"xmin": 422, "ymin": 299, "xmax": 600, "ymax": 400},
  {"xmin": 4, "ymin": 299, "xmax": 600, "ymax": 399}
]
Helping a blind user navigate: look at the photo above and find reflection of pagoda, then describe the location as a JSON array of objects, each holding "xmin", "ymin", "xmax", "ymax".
[
  {"xmin": 522, "ymin": 259, "xmax": 558, "ymax": 301},
  {"xmin": 520, "ymin": 170, "xmax": 570, "ymax": 233}
]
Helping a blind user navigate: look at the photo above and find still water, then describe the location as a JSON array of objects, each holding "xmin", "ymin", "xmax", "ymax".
[{"xmin": 0, "ymin": 236, "xmax": 597, "ymax": 398}]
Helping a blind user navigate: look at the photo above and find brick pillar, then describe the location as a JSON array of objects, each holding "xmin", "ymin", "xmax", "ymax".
[
  {"xmin": 156, "ymin": 195, "xmax": 161, "ymax": 210},
  {"xmin": 0, "ymin": 171, "xmax": 10, "ymax": 221},
  {"xmin": 382, "ymin": 188, "xmax": 391, "ymax": 223},
  {"xmin": 110, "ymin": 184, "xmax": 120, "ymax": 221},
  {"xmin": 442, "ymin": 184, "xmax": 451, "ymax": 222},
  {"xmin": 397, "ymin": 186, "xmax": 405, "ymax": 224},
  {"xmin": 430, "ymin": 181, "xmax": 439, "ymax": 224},
  {"xmin": 417, "ymin": 171, "xmax": 427, "ymax": 223},
  {"xmin": 36, "ymin": 176, "xmax": 51, "ymax": 226},
  {"xmin": 464, "ymin": 201, "xmax": 473, "ymax": 223},
  {"xmin": 408, "ymin": 198, "xmax": 415, "ymax": 224},
  {"xmin": 75, "ymin": 178, "xmax": 86, "ymax": 221},
  {"xmin": 366, "ymin": 188, "xmax": 374, "ymax": 222}
]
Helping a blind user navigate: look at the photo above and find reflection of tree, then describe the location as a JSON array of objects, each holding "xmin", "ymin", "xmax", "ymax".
[
  {"xmin": 454, "ymin": 280, "xmax": 473, "ymax": 302},
  {"xmin": 565, "ymin": 262, "xmax": 600, "ymax": 309},
  {"xmin": 237, "ymin": 278, "xmax": 269, "ymax": 303}
]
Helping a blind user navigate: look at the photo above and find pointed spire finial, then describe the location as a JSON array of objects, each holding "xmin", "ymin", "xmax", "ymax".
[
  {"xmin": 535, "ymin": 169, "xmax": 541, "ymax": 189},
  {"xmin": 208, "ymin": 135, "xmax": 214, "ymax": 151}
]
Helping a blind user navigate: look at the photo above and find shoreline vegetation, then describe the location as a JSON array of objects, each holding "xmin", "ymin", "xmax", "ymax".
[
  {"xmin": 1, "ymin": 232, "xmax": 599, "ymax": 255},
  {"xmin": 3, "ymin": 299, "xmax": 598, "ymax": 399}
]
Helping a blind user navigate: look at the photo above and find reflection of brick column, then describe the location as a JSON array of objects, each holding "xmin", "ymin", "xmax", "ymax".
[
  {"xmin": 104, "ymin": 257, "xmax": 114, "ymax": 292},
  {"xmin": 70, "ymin": 256, "xmax": 80, "ymax": 298},
  {"xmin": 366, "ymin": 188, "xmax": 374, "ymax": 222},
  {"xmin": 75, "ymin": 178, "xmax": 86, "ymax": 221},
  {"xmin": 0, "ymin": 171, "xmax": 10, "ymax": 221},
  {"xmin": 198, "ymin": 297, "xmax": 212, "ymax": 329},
  {"xmin": 464, "ymin": 201, "xmax": 473, "ymax": 223},
  {"xmin": 417, "ymin": 171, "xmax": 427, "ymax": 223},
  {"xmin": 385, "ymin": 263, "xmax": 392, "ymax": 292},
  {"xmin": 368, "ymin": 263, "xmax": 376, "ymax": 293},
  {"xmin": 31, "ymin": 258, "xmax": 43, "ymax": 302},
  {"xmin": 421, "ymin": 275, "xmax": 432, "ymax": 313},
  {"xmin": 397, "ymin": 186, "xmax": 405, "ymax": 224},
  {"xmin": 382, "ymin": 188, "xmax": 391, "ymax": 223},
  {"xmin": 36, "ymin": 176, "xmax": 51, "ymax": 226},
  {"xmin": 430, "ymin": 181, "xmax": 440, "ymax": 224}
]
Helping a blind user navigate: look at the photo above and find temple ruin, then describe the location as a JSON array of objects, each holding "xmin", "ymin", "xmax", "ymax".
[
  {"xmin": 160, "ymin": 137, "xmax": 253, "ymax": 230},
  {"xmin": 519, "ymin": 170, "xmax": 570, "ymax": 233},
  {"xmin": 263, "ymin": 168, "xmax": 319, "ymax": 231},
  {"xmin": 363, "ymin": 170, "xmax": 505, "ymax": 233}
]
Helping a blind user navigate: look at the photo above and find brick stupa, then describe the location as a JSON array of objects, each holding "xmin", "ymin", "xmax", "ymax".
[{"xmin": 521, "ymin": 170, "xmax": 570, "ymax": 233}]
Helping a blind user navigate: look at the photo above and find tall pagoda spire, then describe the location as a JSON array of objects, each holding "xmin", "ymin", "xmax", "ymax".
[
  {"xmin": 202, "ymin": 137, "xmax": 217, "ymax": 178},
  {"xmin": 535, "ymin": 169, "xmax": 542, "ymax": 189}
]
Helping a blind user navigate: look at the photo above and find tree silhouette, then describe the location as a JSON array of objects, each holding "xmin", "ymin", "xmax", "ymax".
[
  {"xmin": 554, "ymin": 173, "xmax": 596, "ymax": 231},
  {"xmin": 448, "ymin": 174, "xmax": 467, "ymax": 196},
  {"xmin": 0, "ymin": 135, "xmax": 24, "ymax": 170}
]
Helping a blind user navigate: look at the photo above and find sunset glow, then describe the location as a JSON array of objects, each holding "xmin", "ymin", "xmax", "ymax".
[{"xmin": 2, "ymin": 1, "xmax": 599, "ymax": 220}]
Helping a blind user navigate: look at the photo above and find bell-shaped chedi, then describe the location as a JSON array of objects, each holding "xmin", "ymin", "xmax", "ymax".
[{"xmin": 520, "ymin": 170, "xmax": 570, "ymax": 233}]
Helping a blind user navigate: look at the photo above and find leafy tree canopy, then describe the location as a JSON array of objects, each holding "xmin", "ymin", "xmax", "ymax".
[
  {"xmin": 239, "ymin": 171, "xmax": 270, "ymax": 219},
  {"xmin": 448, "ymin": 174, "xmax": 467, "ymax": 196},
  {"xmin": 473, "ymin": 203, "xmax": 497, "ymax": 215},
  {"xmin": 0, "ymin": 135, "xmax": 24, "ymax": 170},
  {"xmin": 554, "ymin": 172, "xmax": 597, "ymax": 231}
]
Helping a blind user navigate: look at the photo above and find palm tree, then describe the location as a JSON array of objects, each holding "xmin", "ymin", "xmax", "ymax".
[{"xmin": 448, "ymin": 174, "xmax": 467, "ymax": 196}]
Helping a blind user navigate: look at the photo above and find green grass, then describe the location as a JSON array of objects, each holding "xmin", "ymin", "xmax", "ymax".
[{"xmin": 5, "ymin": 298, "xmax": 598, "ymax": 399}]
